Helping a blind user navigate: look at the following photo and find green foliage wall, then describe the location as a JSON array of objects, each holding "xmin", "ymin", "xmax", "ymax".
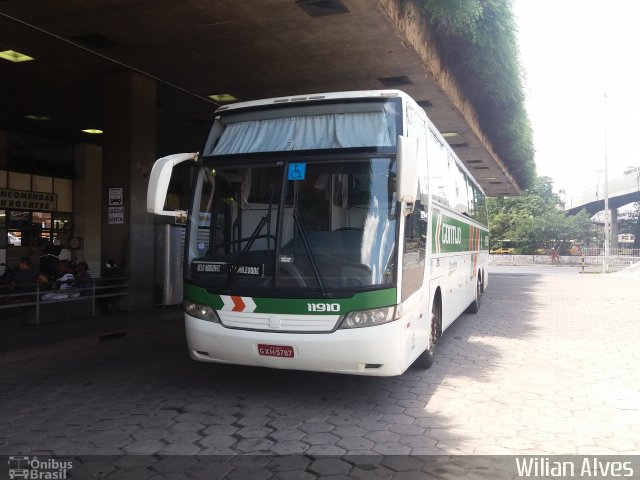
[{"xmin": 418, "ymin": 0, "xmax": 536, "ymax": 190}]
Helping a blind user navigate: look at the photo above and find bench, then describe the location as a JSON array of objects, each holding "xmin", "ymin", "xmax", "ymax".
[{"xmin": 0, "ymin": 277, "xmax": 129, "ymax": 325}]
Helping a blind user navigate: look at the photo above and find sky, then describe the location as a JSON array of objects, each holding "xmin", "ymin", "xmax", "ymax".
[{"xmin": 513, "ymin": 0, "xmax": 640, "ymax": 206}]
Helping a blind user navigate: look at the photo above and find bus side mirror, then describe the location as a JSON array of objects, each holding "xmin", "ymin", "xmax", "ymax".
[
  {"xmin": 147, "ymin": 152, "xmax": 199, "ymax": 216},
  {"xmin": 397, "ymin": 136, "xmax": 420, "ymax": 215}
]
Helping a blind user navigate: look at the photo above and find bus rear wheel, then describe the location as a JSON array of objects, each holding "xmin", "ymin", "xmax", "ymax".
[{"xmin": 414, "ymin": 299, "xmax": 441, "ymax": 369}]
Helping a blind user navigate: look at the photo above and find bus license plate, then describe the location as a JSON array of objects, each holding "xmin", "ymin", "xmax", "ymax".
[{"xmin": 258, "ymin": 344, "xmax": 294, "ymax": 358}]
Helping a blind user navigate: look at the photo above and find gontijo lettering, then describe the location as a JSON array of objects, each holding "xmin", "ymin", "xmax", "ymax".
[{"xmin": 441, "ymin": 223, "xmax": 462, "ymax": 245}]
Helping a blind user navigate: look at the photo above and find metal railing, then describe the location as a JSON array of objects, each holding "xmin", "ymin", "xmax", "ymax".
[
  {"xmin": 580, "ymin": 247, "xmax": 640, "ymax": 257},
  {"xmin": 0, "ymin": 277, "xmax": 128, "ymax": 324}
]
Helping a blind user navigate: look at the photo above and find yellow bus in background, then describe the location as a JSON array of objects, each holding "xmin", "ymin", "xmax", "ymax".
[{"xmin": 490, "ymin": 239, "xmax": 515, "ymax": 254}]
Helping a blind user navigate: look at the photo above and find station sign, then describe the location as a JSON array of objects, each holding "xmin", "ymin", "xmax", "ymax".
[
  {"xmin": 0, "ymin": 188, "xmax": 57, "ymax": 211},
  {"xmin": 108, "ymin": 187, "xmax": 123, "ymax": 206},
  {"xmin": 108, "ymin": 206, "xmax": 124, "ymax": 224}
]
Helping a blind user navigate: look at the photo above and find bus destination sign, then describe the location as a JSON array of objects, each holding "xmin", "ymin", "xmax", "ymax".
[{"xmin": 192, "ymin": 261, "xmax": 263, "ymax": 277}]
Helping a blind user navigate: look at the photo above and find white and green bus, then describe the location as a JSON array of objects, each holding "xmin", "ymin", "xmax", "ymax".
[{"xmin": 147, "ymin": 90, "xmax": 489, "ymax": 376}]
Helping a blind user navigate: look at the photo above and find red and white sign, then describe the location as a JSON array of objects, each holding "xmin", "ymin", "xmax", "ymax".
[{"xmin": 220, "ymin": 295, "xmax": 256, "ymax": 313}]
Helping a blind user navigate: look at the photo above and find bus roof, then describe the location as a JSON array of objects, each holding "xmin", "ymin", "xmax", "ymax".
[{"xmin": 214, "ymin": 90, "xmax": 412, "ymax": 114}]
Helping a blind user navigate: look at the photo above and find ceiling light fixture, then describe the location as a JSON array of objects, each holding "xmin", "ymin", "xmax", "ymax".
[
  {"xmin": 208, "ymin": 93, "xmax": 237, "ymax": 102},
  {"xmin": 82, "ymin": 128, "xmax": 103, "ymax": 134},
  {"xmin": 0, "ymin": 50, "xmax": 34, "ymax": 62},
  {"xmin": 24, "ymin": 114, "xmax": 51, "ymax": 121},
  {"xmin": 442, "ymin": 132, "xmax": 459, "ymax": 138}
]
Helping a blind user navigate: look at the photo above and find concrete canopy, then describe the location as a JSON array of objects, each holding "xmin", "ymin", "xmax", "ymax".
[{"xmin": 0, "ymin": 0, "xmax": 520, "ymax": 195}]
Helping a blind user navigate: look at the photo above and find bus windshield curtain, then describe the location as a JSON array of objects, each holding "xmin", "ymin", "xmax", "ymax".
[{"xmin": 213, "ymin": 112, "xmax": 395, "ymax": 155}]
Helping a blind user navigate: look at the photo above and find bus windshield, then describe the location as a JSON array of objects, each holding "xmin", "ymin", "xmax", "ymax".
[{"xmin": 187, "ymin": 157, "xmax": 397, "ymax": 294}]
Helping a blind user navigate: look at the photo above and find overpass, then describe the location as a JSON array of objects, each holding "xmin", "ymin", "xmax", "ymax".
[{"xmin": 565, "ymin": 170, "xmax": 640, "ymax": 248}]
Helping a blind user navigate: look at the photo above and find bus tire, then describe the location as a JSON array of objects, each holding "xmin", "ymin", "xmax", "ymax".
[
  {"xmin": 465, "ymin": 272, "xmax": 483, "ymax": 314},
  {"xmin": 414, "ymin": 298, "xmax": 441, "ymax": 369}
]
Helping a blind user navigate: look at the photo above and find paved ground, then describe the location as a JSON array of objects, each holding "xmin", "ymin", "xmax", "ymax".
[{"xmin": 1, "ymin": 265, "xmax": 639, "ymax": 477}]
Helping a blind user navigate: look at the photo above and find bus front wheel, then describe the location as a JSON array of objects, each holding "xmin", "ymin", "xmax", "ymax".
[{"xmin": 414, "ymin": 299, "xmax": 441, "ymax": 370}]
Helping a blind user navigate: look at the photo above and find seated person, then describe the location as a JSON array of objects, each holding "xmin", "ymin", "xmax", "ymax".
[
  {"xmin": 41, "ymin": 260, "xmax": 78, "ymax": 301},
  {"xmin": 12, "ymin": 257, "xmax": 39, "ymax": 295},
  {"xmin": 75, "ymin": 261, "xmax": 92, "ymax": 296}
]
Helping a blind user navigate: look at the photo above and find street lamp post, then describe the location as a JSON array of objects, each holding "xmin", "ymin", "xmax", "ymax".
[{"xmin": 603, "ymin": 92, "xmax": 610, "ymax": 273}]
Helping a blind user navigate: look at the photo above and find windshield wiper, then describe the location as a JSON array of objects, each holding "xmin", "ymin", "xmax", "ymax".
[
  {"xmin": 223, "ymin": 212, "xmax": 270, "ymax": 289},
  {"xmin": 292, "ymin": 211, "xmax": 329, "ymax": 296}
]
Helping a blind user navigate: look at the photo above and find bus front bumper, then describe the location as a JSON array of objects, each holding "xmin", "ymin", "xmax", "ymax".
[{"xmin": 184, "ymin": 314, "xmax": 408, "ymax": 376}]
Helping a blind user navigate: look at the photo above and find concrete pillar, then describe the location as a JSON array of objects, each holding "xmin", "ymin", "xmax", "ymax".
[
  {"xmin": 610, "ymin": 207, "xmax": 618, "ymax": 250},
  {"xmin": 0, "ymin": 130, "xmax": 7, "ymax": 167},
  {"xmin": 73, "ymin": 144, "xmax": 102, "ymax": 276},
  {"xmin": 102, "ymin": 72, "xmax": 156, "ymax": 310}
]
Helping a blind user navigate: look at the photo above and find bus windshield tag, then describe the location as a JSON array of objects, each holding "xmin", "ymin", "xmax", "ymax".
[{"xmin": 287, "ymin": 163, "xmax": 306, "ymax": 181}]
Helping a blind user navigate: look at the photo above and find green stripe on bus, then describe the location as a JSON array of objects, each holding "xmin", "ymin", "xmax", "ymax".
[
  {"xmin": 184, "ymin": 282, "xmax": 398, "ymax": 315},
  {"xmin": 432, "ymin": 209, "xmax": 489, "ymax": 254}
]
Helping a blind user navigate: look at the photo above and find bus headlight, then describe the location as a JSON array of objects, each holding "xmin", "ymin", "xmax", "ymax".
[
  {"xmin": 339, "ymin": 306, "xmax": 396, "ymax": 329},
  {"xmin": 184, "ymin": 300, "xmax": 220, "ymax": 323}
]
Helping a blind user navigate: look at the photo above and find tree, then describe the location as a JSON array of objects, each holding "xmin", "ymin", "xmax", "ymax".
[{"xmin": 488, "ymin": 176, "xmax": 593, "ymax": 254}]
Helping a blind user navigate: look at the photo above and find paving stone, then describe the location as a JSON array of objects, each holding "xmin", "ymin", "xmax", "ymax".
[
  {"xmin": 236, "ymin": 415, "xmax": 272, "ymax": 427},
  {"xmin": 91, "ymin": 432, "xmax": 134, "ymax": 448},
  {"xmin": 349, "ymin": 465, "xmax": 394, "ymax": 480},
  {"xmin": 174, "ymin": 412, "xmax": 209, "ymax": 423},
  {"xmin": 371, "ymin": 442, "xmax": 412, "ymax": 455},
  {"xmin": 299, "ymin": 422, "xmax": 334, "ymax": 434},
  {"xmin": 132, "ymin": 427, "xmax": 171, "ymax": 440},
  {"xmin": 335, "ymin": 436, "xmax": 375, "ymax": 450},
  {"xmin": 380, "ymin": 413, "xmax": 414, "ymax": 425},
  {"xmin": 268, "ymin": 428, "xmax": 305, "ymax": 441},
  {"xmin": 235, "ymin": 437, "xmax": 274, "ymax": 453},
  {"xmin": 197, "ymin": 434, "xmax": 236, "ymax": 449},
  {"xmin": 398, "ymin": 435, "xmax": 437, "ymax": 448},
  {"xmin": 225, "ymin": 467, "xmax": 273, "ymax": 480},
  {"xmin": 356, "ymin": 420, "xmax": 391, "ymax": 431},
  {"xmin": 308, "ymin": 458, "xmax": 352, "ymax": 476},
  {"xmin": 330, "ymin": 425, "xmax": 368, "ymax": 437},
  {"xmin": 201, "ymin": 414, "xmax": 238, "ymax": 426},
  {"xmin": 302, "ymin": 432, "xmax": 341, "ymax": 445},
  {"xmin": 202, "ymin": 424, "xmax": 239, "ymax": 436},
  {"xmin": 122, "ymin": 439, "xmax": 164, "ymax": 454},
  {"xmin": 236, "ymin": 426, "xmax": 273, "ymax": 438},
  {"xmin": 162, "ymin": 431, "xmax": 202, "ymax": 444},
  {"xmin": 326, "ymin": 415, "xmax": 359, "ymax": 426},
  {"xmin": 305, "ymin": 444, "xmax": 347, "ymax": 456},
  {"xmin": 364, "ymin": 430, "xmax": 401, "ymax": 443},
  {"xmin": 267, "ymin": 417, "xmax": 303, "ymax": 429},
  {"xmin": 269, "ymin": 439, "xmax": 309, "ymax": 455},
  {"xmin": 382, "ymin": 456, "xmax": 425, "ymax": 472},
  {"xmin": 170, "ymin": 422, "xmax": 205, "ymax": 432},
  {"xmin": 183, "ymin": 402, "xmax": 214, "ymax": 413},
  {"xmin": 267, "ymin": 455, "xmax": 311, "ymax": 472},
  {"xmin": 271, "ymin": 471, "xmax": 317, "ymax": 480},
  {"xmin": 372, "ymin": 404, "xmax": 405, "ymax": 414}
]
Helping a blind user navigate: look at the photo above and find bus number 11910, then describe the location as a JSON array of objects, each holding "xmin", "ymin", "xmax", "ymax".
[{"xmin": 307, "ymin": 303, "xmax": 340, "ymax": 313}]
